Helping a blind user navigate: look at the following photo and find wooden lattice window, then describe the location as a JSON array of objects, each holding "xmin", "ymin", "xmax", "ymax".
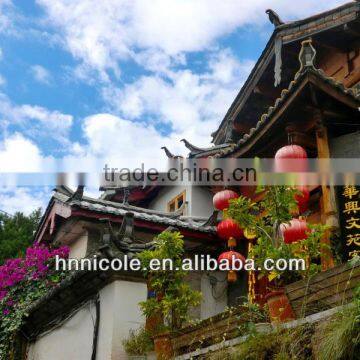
[{"xmin": 167, "ymin": 191, "xmax": 186, "ymax": 213}]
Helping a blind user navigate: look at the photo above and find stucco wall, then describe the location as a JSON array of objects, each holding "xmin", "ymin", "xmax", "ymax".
[
  {"xmin": 27, "ymin": 303, "xmax": 95, "ymax": 360},
  {"xmin": 98, "ymin": 280, "xmax": 147, "ymax": 359},
  {"xmin": 187, "ymin": 271, "xmax": 228, "ymax": 320},
  {"xmin": 200, "ymin": 272, "xmax": 228, "ymax": 319},
  {"xmin": 68, "ymin": 232, "xmax": 88, "ymax": 259},
  {"xmin": 189, "ymin": 187, "xmax": 213, "ymax": 218},
  {"xmin": 329, "ymin": 131, "xmax": 360, "ymax": 157},
  {"xmin": 148, "ymin": 186, "xmax": 212, "ymax": 217},
  {"xmin": 27, "ymin": 280, "xmax": 147, "ymax": 360},
  {"xmin": 149, "ymin": 186, "xmax": 190, "ymax": 213}
]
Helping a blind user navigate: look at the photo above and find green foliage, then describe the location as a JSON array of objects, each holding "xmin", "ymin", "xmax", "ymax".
[
  {"xmin": 0, "ymin": 209, "xmax": 42, "ymax": 265},
  {"xmin": 138, "ymin": 231, "xmax": 202, "ymax": 331},
  {"xmin": 234, "ymin": 302, "xmax": 269, "ymax": 336},
  {"xmin": 262, "ymin": 186, "xmax": 298, "ymax": 226},
  {"xmin": 227, "ymin": 187, "xmax": 298, "ymax": 248},
  {"xmin": 122, "ymin": 327, "xmax": 154, "ymax": 356},
  {"xmin": 317, "ymin": 285, "xmax": 360, "ymax": 360},
  {"xmin": 226, "ymin": 196, "xmax": 259, "ymax": 231},
  {"xmin": 227, "ymin": 187, "xmax": 327, "ymax": 285},
  {"xmin": 0, "ymin": 281, "xmax": 51, "ymax": 358},
  {"xmin": 0, "ymin": 245, "xmax": 69, "ymax": 359},
  {"xmin": 231, "ymin": 324, "xmax": 314, "ymax": 360}
]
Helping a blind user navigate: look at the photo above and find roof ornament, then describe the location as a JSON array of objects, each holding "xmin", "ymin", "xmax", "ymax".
[
  {"xmin": 224, "ymin": 118, "xmax": 235, "ymax": 143},
  {"xmin": 180, "ymin": 139, "xmax": 205, "ymax": 153},
  {"xmin": 202, "ymin": 210, "xmax": 219, "ymax": 227},
  {"xmin": 265, "ymin": 9, "xmax": 284, "ymax": 27},
  {"xmin": 266, "ymin": 9, "xmax": 284, "ymax": 86},
  {"xmin": 274, "ymin": 35, "xmax": 282, "ymax": 87},
  {"xmin": 161, "ymin": 146, "xmax": 183, "ymax": 159},
  {"xmin": 53, "ymin": 184, "xmax": 73, "ymax": 197},
  {"xmin": 122, "ymin": 187, "xmax": 130, "ymax": 205},
  {"xmin": 296, "ymin": 39, "xmax": 317, "ymax": 78},
  {"xmin": 100, "ymin": 213, "xmax": 156, "ymax": 258},
  {"xmin": 66, "ymin": 185, "xmax": 84, "ymax": 202},
  {"xmin": 117, "ymin": 212, "xmax": 135, "ymax": 245}
]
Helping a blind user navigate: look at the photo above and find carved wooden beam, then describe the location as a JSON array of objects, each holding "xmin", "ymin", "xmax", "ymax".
[
  {"xmin": 285, "ymin": 123, "xmax": 317, "ymax": 150},
  {"xmin": 343, "ymin": 24, "xmax": 360, "ymax": 38},
  {"xmin": 315, "ymin": 112, "xmax": 337, "ymax": 270}
]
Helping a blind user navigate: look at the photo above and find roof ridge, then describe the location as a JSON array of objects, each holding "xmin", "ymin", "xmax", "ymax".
[
  {"xmin": 53, "ymin": 192, "xmax": 216, "ymax": 233},
  {"xmin": 211, "ymin": 1, "xmax": 360, "ymax": 143},
  {"xmin": 214, "ymin": 64, "xmax": 359, "ymax": 158}
]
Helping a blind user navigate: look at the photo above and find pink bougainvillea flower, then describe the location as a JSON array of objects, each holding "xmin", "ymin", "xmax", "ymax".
[
  {"xmin": 3, "ymin": 308, "xmax": 10, "ymax": 316},
  {"xmin": 0, "ymin": 245, "xmax": 69, "ymax": 306}
]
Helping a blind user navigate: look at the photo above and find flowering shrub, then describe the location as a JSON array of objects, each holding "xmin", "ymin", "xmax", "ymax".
[{"xmin": 0, "ymin": 245, "xmax": 69, "ymax": 359}]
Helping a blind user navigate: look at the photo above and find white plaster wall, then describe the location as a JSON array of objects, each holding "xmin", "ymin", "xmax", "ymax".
[
  {"xmin": 186, "ymin": 271, "xmax": 202, "ymax": 319},
  {"xmin": 200, "ymin": 272, "xmax": 228, "ymax": 319},
  {"xmin": 27, "ymin": 303, "xmax": 95, "ymax": 360},
  {"xmin": 184, "ymin": 271, "xmax": 228, "ymax": 321},
  {"xmin": 69, "ymin": 232, "xmax": 88, "ymax": 259},
  {"xmin": 189, "ymin": 187, "xmax": 213, "ymax": 218},
  {"xmin": 27, "ymin": 280, "xmax": 148, "ymax": 360},
  {"xmin": 148, "ymin": 186, "xmax": 190, "ymax": 214},
  {"xmin": 148, "ymin": 186, "xmax": 213, "ymax": 218},
  {"xmin": 97, "ymin": 280, "xmax": 147, "ymax": 359}
]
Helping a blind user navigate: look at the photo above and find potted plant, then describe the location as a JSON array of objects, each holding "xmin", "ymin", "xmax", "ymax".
[
  {"xmin": 227, "ymin": 186, "xmax": 329, "ymax": 323},
  {"xmin": 138, "ymin": 230, "xmax": 202, "ymax": 359},
  {"xmin": 122, "ymin": 327, "xmax": 154, "ymax": 359}
]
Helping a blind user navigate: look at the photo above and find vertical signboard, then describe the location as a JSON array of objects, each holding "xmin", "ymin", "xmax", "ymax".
[{"xmin": 337, "ymin": 185, "xmax": 360, "ymax": 259}]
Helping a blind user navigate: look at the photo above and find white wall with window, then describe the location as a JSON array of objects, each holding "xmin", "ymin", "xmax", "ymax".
[{"xmin": 148, "ymin": 186, "xmax": 213, "ymax": 218}]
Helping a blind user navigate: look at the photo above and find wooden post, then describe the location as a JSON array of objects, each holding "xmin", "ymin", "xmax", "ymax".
[{"xmin": 315, "ymin": 123, "xmax": 336, "ymax": 270}]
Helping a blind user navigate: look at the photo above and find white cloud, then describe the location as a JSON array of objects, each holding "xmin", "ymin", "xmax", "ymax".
[
  {"xmin": 0, "ymin": 133, "xmax": 45, "ymax": 172},
  {"xmin": 0, "ymin": 75, "xmax": 5, "ymax": 86},
  {"xmin": 0, "ymin": 93, "xmax": 73, "ymax": 146},
  {"xmin": 36, "ymin": 0, "xmax": 349, "ymax": 77},
  {"xmin": 65, "ymin": 113, "xmax": 179, "ymax": 170},
  {"xmin": 103, "ymin": 49, "xmax": 254, "ymax": 147},
  {"xmin": 30, "ymin": 65, "xmax": 51, "ymax": 84},
  {"xmin": 0, "ymin": 0, "xmax": 13, "ymax": 34},
  {"xmin": 0, "ymin": 187, "xmax": 49, "ymax": 215}
]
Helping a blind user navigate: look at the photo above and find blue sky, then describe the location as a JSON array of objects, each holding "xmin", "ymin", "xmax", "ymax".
[{"xmin": 0, "ymin": 0, "xmax": 350, "ymax": 214}]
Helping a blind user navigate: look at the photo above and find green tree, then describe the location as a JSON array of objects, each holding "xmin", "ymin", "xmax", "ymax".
[
  {"xmin": 138, "ymin": 231, "xmax": 202, "ymax": 331},
  {"xmin": 0, "ymin": 209, "xmax": 42, "ymax": 265},
  {"xmin": 227, "ymin": 187, "xmax": 328, "ymax": 285}
]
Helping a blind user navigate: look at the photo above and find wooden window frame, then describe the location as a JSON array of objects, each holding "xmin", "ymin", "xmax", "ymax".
[{"xmin": 167, "ymin": 190, "xmax": 186, "ymax": 213}]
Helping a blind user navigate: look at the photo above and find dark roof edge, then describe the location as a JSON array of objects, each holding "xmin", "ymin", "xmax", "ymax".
[
  {"xmin": 277, "ymin": 1, "xmax": 359, "ymax": 31},
  {"xmin": 211, "ymin": 1, "xmax": 359, "ymax": 143},
  {"xmin": 216, "ymin": 66, "xmax": 360, "ymax": 158},
  {"xmin": 211, "ymin": 31, "xmax": 276, "ymax": 143}
]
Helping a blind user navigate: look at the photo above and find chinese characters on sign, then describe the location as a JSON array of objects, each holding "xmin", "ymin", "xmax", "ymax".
[{"xmin": 339, "ymin": 185, "xmax": 360, "ymax": 258}]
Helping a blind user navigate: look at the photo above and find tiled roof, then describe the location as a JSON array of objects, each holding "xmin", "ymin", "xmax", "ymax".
[
  {"xmin": 211, "ymin": 1, "xmax": 360, "ymax": 143},
  {"xmin": 190, "ymin": 143, "xmax": 237, "ymax": 158},
  {"xmin": 211, "ymin": 66, "xmax": 360, "ymax": 158},
  {"xmin": 53, "ymin": 190, "xmax": 216, "ymax": 234}
]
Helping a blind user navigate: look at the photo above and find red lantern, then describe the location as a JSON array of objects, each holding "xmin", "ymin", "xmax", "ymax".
[
  {"xmin": 280, "ymin": 218, "xmax": 309, "ymax": 244},
  {"xmin": 217, "ymin": 219, "xmax": 243, "ymax": 241},
  {"xmin": 295, "ymin": 186, "xmax": 310, "ymax": 213},
  {"xmin": 218, "ymin": 250, "xmax": 246, "ymax": 267},
  {"xmin": 274, "ymin": 145, "xmax": 308, "ymax": 173},
  {"xmin": 218, "ymin": 251, "xmax": 246, "ymax": 283},
  {"xmin": 213, "ymin": 190, "xmax": 239, "ymax": 211}
]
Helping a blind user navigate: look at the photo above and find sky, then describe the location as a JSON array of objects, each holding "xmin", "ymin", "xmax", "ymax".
[{"xmin": 0, "ymin": 0, "xmax": 351, "ymax": 214}]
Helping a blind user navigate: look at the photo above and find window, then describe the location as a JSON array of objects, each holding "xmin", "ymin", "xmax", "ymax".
[{"xmin": 167, "ymin": 191, "xmax": 186, "ymax": 213}]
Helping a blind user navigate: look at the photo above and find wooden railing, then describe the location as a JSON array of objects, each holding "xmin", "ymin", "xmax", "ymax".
[
  {"xmin": 285, "ymin": 261, "xmax": 360, "ymax": 318},
  {"xmin": 170, "ymin": 261, "xmax": 360, "ymax": 357},
  {"xmin": 170, "ymin": 305, "xmax": 265, "ymax": 356}
]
